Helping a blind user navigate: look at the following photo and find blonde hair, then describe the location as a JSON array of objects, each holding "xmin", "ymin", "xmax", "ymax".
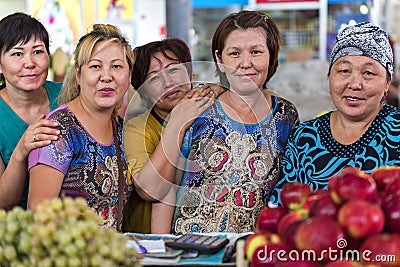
[{"xmin": 58, "ymin": 24, "xmax": 135, "ymax": 105}]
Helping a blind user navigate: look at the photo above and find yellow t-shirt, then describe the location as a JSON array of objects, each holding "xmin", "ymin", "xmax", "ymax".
[{"xmin": 122, "ymin": 111, "xmax": 163, "ymax": 233}]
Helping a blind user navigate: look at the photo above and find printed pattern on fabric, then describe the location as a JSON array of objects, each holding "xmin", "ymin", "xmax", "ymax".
[
  {"xmin": 28, "ymin": 105, "xmax": 130, "ymax": 229},
  {"xmin": 270, "ymin": 104, "xmax": 400, "ymax": 205},
  {"xmin": 329, "ymin": 22, "xmax": 394, "ymax": 78},
  {"xmin": 172, "ymin": 96, "xmax": 299, "ymax": 234}
]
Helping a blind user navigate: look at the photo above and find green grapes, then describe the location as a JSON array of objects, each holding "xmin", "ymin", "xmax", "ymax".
[{"xmin": 0, "ymin": 197, "xmax": 139, "ymax": 267}]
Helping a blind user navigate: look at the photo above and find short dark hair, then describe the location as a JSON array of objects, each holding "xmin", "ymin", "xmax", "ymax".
[
  {"xmin": 0, "ymin": 12, "xmax": 50, "ymax": 88},
  {"xmin": 131, "ymin": 38, "xmax": 192, "ymax": 90},
  {"xmin": 0, "ymin": 12, "xmax": 50, "ymax": 55},
  {"xmin": 212, "ymin": 10, "xmax": 281, "ymax": 88}
]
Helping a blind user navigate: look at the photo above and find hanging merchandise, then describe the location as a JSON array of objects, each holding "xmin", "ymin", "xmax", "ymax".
[{"xmin": 36, "ymin": 0, "xmax": 74, "ymax": 56}]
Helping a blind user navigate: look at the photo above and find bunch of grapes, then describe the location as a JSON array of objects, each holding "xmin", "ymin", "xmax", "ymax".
[
  {"xmin": 0, "ymin": 206, "xmax": 34, "ymax": 266},
  {"xmin": 0, "ymin": 197, "xmax": 140, "ymax": 267}
]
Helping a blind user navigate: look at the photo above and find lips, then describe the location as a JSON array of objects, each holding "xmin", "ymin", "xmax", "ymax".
[
  {"xmin": 237, "ymin": 72, "xmax": 255, "ymax": 77},
  {"xmin": 99, "ymin": 87, "xmax": 115, "ymax": 96},
  {"xmin": 345, "ymin": 96, "xmax": 364, "ymax": 101},
  {"xmin": 344, "ymin": 95, "xmax": 365, "ymax": 105},
  {"xmin": 23, "ymin": 74, "xmax": 39, "ymax": 80},
  {"xmin": 164, "ymin": 89, "xmax": 180, "ymax": 99}
]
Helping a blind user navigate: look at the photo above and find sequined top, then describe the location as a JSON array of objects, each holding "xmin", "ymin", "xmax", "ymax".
[
  {"xmin": 28, "ymin": 104, "xmax": 130, "ymax": 229},
  {"xmin": 270, "ymin": 104, "xmax": 400, "ymax": 205},
  {"xmin": 172, "ymin": 96, "xmax": 299, "ymax": 234}
]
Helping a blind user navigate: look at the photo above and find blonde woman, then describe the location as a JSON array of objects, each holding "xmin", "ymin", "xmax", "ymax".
[{"xmin": 28, "ymin": 24, "xmax": 134, "ymax": 230}]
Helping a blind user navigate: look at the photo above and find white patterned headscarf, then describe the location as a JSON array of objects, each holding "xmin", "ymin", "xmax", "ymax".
[{"xmin": 329, "ymin": 22, "xmax": 394, "ymax": 79}]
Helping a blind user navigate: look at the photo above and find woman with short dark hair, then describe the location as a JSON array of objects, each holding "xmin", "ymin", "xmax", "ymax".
[{"xmin": 0, "ymin": 12, "xmax": 61, "ymax": 210}]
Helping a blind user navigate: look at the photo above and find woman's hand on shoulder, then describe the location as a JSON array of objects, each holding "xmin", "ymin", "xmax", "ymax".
[
  {"xmin": 168, "ymin": 85, "xmax": 217, "ymax": 131},
  {"xmin": 186, "ymin": 83, "xmax": 225, "ymax": 100},
  {"xmin": 18, "ymin": 114, "xmax": 60, "ymax": 159}
]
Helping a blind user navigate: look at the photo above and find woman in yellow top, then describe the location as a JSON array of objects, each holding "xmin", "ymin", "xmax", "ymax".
[{"xmin": 123, "ymin": 38, "xmax": 221, "ymax": 233}]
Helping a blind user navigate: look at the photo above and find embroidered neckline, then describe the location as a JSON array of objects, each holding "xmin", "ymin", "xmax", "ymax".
[{"xmin": 319, "ymin": 105, "xmax": 394, "ymax": 157}]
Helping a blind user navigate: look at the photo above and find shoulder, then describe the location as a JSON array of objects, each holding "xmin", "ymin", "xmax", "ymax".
[
  {"xmin": 290, "ymin": 113, "xmax": 326, "ymax": 137},
  {"xmin": 266, "ymin": 90, "xmax": 295, "ymax": 107},
  {"xmin": 125, "ymin": 112, "xmax": 151, "ymax": 128},
  {"xmin": 270, "ymin": 94, "xmax": 300, "ymax": 124},
  {"xmin": 45, "ymin": 104, "xmax": 74, "ymax": 124},
  {"xmin": 272, "ymin": 94, "xmax": 296, "ymax": 108},
  {"xmin": 124, "ymin": 111, "xmax": 161, "ymax": 134},
  {"xmin": 44, "ymin": 80, "xmax": 63, "ymax": 93},
  {"xmin": 44, "ymin": 80, "xmax": 62, "ymax": 109},
  {"xmin": 271, "ymin": 94, "xmax": 298, "ymax": 115},
  {"xmin": 385, "ymin": 105, "xmax": 400, "ymax": 120}
]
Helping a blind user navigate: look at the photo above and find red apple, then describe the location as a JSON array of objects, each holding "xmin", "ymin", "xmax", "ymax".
[
  {"xmin": 338, "ymin": 199, "xmax": 385, "ymax": 239},
  {"xmin": 256, "ymin": 206, "xmax": 287, "ymax": 233},
  {"xmin": 374, "ymin": 190, "xmax": 388, "ymax": 206},
  {"xmin": 279, "ymin": 219, "xmax": 303, "ymax": 249},
  {"xmin": 384, "ymin": 195, "xmax": 400, "ymax": 233},
  {"xmin": 302, "ymin": 189, "xmax": 329, "ymax": 210},
  {"xmin": 277, "ymin": 208, "xmax": 308, "ymax": 238},
  {"xmin": 245, "ymin": 232, "xmax": 282, "ymax": 262},
  {"xmin": 324, "ymin": 261, "xmax": 362, "ymax": 267},
  {"xmin": 360, "ymin": 233, "xmax": 400, "ymax": 267},
  {"xmin": 294, "ymin": 215, "xmax": 344, "ymax": 256},
  {"xmin": 385, "ymin": 179, "xmax": 400, "ymax": 200},
  {"xmin": 371, "ymin": 165, "xmax": 400, "ymax": 191},
  {"xmin": 328, "ymin": 166, "xmax": 378, "ymax": 205},
  {"xmin": 280, "ymin": 182, "xmax": 313, "ymax": 210},
  {"xmin": 309, "ymin": 193, "xmax": 339, "ymax": 219},
  {"xmin": 251, "ymin": 242, "xmax": 290, "ymax": 267}
]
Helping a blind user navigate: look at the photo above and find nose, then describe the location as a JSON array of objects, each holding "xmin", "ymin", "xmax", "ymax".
[
  {"xmin": 160, "ymin": 72, "xmax": 174, "ymax": 89},
  {"xmin": 24, "ymin": 54, "xmax": 35, "ymax": 68},
  {"xmin": 100, "ymin": 68, "xmax": 112, "ymax": 83},
  {"xmin": 348, "ymin": 73, "xmax": 362, "ymax": 90},
  {"xmin": 240, "ymin": 53, "xmax": 252, "ymax": 69}
]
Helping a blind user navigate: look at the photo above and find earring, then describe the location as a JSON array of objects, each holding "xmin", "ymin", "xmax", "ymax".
[
  {"xmin": 381, "ymin": 92, "xmax": 389, "ymax": 104},
  {"xmin": 383, "ymin": 92, "xmax": 389, "ymax": 99}
]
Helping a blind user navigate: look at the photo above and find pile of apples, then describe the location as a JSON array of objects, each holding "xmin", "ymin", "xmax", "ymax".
[{"xmin": 245, "ymin": 166, "xmax": 400, "ymax": 267}]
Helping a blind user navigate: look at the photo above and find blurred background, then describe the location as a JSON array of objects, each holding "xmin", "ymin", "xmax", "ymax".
[{"xmin": 1, "ymin": 0, "xmax": 399, "ymax": 121}]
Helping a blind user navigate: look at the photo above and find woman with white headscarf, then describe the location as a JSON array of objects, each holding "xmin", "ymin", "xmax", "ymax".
[{"xmin": 271, "ymin": 22, "xmax": 400, "ymax": 205}]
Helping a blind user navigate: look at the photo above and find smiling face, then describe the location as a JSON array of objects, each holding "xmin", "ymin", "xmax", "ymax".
[
  {"xmin": 76, "ymin": 41, "xmax": 131, "ymax": 113},
  {"xmin": 142, "ymin": 51, "xmax": 191, "ymax": 118},
  {"xmin": 0, "ymin": 37, "xmax": 49, "ymax": 92},
  {"xmin": 329, "ymin": 55, "xmax": 391, "ymax": 121},
  {"xmin": 216, "ymin": 27, "xmax": 269, "ymax": 95}
]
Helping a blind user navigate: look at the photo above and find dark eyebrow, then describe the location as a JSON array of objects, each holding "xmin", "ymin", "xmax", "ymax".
[{"xmin": 336, "ymin": 58, "xmax": 380, "ymax": 68}]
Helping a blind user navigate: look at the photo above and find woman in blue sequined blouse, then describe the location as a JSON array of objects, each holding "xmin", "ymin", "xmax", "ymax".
[
  {"xmin": 27, "ymin": 24, "xmax": 134, "ymax": 230},
  {"xmin": 170, "ymin": 11, "xmax": 299, "ymax": 234}
]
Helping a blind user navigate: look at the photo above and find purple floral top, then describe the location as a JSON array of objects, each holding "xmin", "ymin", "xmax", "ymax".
[{"xmin": 28, "ymin": 104, "xmax": 130, "ymax": 229}]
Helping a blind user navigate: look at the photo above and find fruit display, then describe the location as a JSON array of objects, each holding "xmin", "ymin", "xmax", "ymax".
[
  {"xmin": 245, "ymin": 165, "xmax": 400, "ymax": 267},
  {"xmin": 0, "ymin": 197, "xmax": 139, "ymax": 267}
]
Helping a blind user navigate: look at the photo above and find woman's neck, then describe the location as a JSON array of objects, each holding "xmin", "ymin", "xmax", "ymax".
[
  {"xmin": 68, "ymin": 97, "xmax": 114, "ymax": 144},
  {"xmin": 330, "ymin": 106, "xmax": 382, "ymax": 145},
  {"xmin": 219, "ymin": 89, "xmax": 272, "ymax": 124},
  {"xmin": 0, "ymin": 86, "xmax": 50, "ymax": 124}
]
